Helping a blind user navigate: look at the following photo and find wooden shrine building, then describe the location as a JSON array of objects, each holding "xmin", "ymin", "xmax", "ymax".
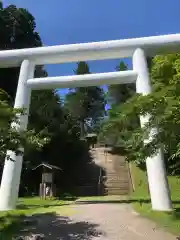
[{"xmin": 32, "ymin": 162, "xmax": 62, "ymax": 199}]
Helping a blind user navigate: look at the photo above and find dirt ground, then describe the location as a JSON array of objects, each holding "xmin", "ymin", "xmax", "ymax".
[{"xmin": 18, "ymin": 203, "xmax": 176, "ymax": 240}]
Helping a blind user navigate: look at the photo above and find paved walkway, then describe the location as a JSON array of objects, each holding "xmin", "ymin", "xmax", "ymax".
[{"xmin": 19, "ymin": 203, "xmax": 176, "ymax": 239}]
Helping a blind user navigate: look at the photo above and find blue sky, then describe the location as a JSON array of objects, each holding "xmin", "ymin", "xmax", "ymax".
[{"xmin": 4, "ymin": 0, "xmax": 180, "ymax": 97}]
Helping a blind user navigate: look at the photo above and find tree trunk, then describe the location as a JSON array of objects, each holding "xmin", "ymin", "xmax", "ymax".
[{"xmin": 80, "ymin": 120, "xmax": 85, "ymax": 139}]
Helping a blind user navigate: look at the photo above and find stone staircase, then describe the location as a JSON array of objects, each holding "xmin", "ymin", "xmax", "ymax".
[{"xmin": 90, "ymin": 147, "xmax": 131, "ymax": 195}]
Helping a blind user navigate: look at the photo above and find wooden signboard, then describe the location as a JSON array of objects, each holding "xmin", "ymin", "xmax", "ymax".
[{"xmin": 42, "ymin": 173, "xmax": 53, "ymax": 183}]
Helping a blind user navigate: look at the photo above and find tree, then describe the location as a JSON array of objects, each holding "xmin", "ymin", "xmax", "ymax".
[
  {"xmin": 0, "ymin": 4, "xmax": 49, "ymax": 163},
  {"xmin": 0, "ymin": 89, "xmax": 48, "ymax": 163},
  {"xmin": 0, "ymin": 4, "xmax": 42, "ymax": 100},
  {"xmin": 0, "ymin": 4, "xmax": 104, "ymax": 196},
  {"xmin": 65, "ymin": 61, "xmax": 106, "ymax": 138},
  {"xmin": 100, "ymin": 54, "xmax": 180, "ymax": 173},
  {"xmin": 99, "ymin": 61, "xmax": 137, "ymax": 148},
  {"xmin": 0, "ymin": 4, "xmax": 58, "ymax": 193},
  {"xmin": 22, "ymin": 88, "xmax": 95, "ymax": 195},
  {"xmin": 108, "ymin": 61, "xmax": 135, "ymax": 105}
]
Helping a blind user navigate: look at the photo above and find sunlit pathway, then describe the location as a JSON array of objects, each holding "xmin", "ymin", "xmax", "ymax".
[
  {"xmin": 18, "ymin": 202, "xmax": 176, "ymax": 239},
  {"xmin": 68, "ymin": 203, "xmax": 175, "ymax": 240}
]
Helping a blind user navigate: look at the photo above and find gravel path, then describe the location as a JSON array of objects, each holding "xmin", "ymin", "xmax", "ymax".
[{"xmin": 19, "ymin": 203, "xmax": 176, "ymax": 239}]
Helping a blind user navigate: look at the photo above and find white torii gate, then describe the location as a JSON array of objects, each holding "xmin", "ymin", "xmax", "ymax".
[{"xmin": 0, "ymin": 34, "xmax": 180, "ymax": 211}]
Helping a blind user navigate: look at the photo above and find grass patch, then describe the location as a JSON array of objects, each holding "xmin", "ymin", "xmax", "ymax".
[
  {"xmin": 0, "ymin": 197, "xmax": 70, "ymax": 238},
  {"xmin": 131, "ymin": 163, "xmax": 180, "ymax": 235}
]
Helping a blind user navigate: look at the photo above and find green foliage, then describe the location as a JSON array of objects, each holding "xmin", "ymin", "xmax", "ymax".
[
  {"xmin": 0, "ymin": 89, "xmax": 49, "ymax": 161},
  {"xmin": 74, "ymin": 61, "xmax": 90, "ymax": 75},
  {"xmin": 100, "ymin": 54, "xmax": 180, "ymax": 170},
  {"xmin": 0, "ymin": 4, "xmax": 42, "ymax": 100},
  {"xmin": 108, "ymin": 61, "xmax": 135, "ymax": 105},
  {"xmin": 0, "ymin": 3, "xmax": 105, "ymax": 197},
  {"xmin": 0, "ymin": 4, "xmax": 51, "ymax": 164},
  {"xmin": 0, "ymin": 4, "xmax": 50, "ymax": 163},
  {"xmin": 65, "ymin": 61, "xmax": 106, "ymax": 137}
]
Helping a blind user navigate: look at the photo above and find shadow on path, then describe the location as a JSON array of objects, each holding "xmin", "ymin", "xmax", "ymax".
[{"xmin": 14, "ymin": 212, "xmax": 104, "ymax": 239}]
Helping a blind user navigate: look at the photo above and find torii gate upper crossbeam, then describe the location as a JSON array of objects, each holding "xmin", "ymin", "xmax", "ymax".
[{"xmin": 0, "ymin": 34, "xmax": 179, "ymax": 67}]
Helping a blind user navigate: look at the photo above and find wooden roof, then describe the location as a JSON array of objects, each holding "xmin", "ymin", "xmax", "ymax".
[{"xmin": 32, "ymin": 162, "xmax": 62, "ymax": 171}]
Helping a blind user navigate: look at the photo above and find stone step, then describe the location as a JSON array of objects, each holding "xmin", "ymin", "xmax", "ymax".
[
  {"xmin": 108, "ymin": 167, "xmax": 127, "ymax": 170},
  {"xmin": 104, "ymin": 178, "xmax": 129, "ymax": 182},
  {"xmin": 105, "ymin": 181, "xmax": 129, "ymax": 185},
  {"xmin": 105, "ymin": 188, "xmax": 129, "ymax": 192},
  {"xmin": 105, "ymin": 180, "xmax": 129, "ymax": 183},
  {"xmin": 105, "ymin": 180, "xmax": 129, "ymax": 184},
  {"xmin": 107, "ymin": 168, "xmax": 128, "ymax": 171},
  {"xmin": 108, "ymin": 172, "xmax": 128, "ymax": 175},
  {"xmin": 105, "ymin": 192, "xmax": 128, "ymax": 196},
  {"xmin": 106, "ymin": 174, "xmax": 128, "ymax": 178},
  {"xmin": 109, "ymin": 176, "xmax": 128, "ymax": 180},
  {"xmin": 105, "ymin": 183, "xmax": 129, "ymax": 187},
  {"xmin": 105, "ymin": 183, "xmax": 129, "ymax": 188},
  {"xmin": 105, "ymin": 187, "xmax": 129, "ymax": 191},
  {"xmin": 105, "ymin": 167, "xmax": 128, "ymax": 174},
  {"xmin": 103, "ymin": 179, "xmax": 128, "ymax": 182},
  {"xmin": 105, "ymin": 188, "xmax": 129, "ymax": 193},
  {"xmin": 105, "ymin": 174, "xmax": 128, "ymax": 178},
  {"xmin": 90, "ymin": 148, "xmax": 131, "ymax": 195},
  {"xmin": 105, "ymin": 184, "xmax": 129, "ymax": 189},
  {"xmin": 104, "ymin": 189, "xmax": 129, "ymax": 195},
  {"xmin": 109, "ymin": 166, "xmax": 127, "ymax": 169}
]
